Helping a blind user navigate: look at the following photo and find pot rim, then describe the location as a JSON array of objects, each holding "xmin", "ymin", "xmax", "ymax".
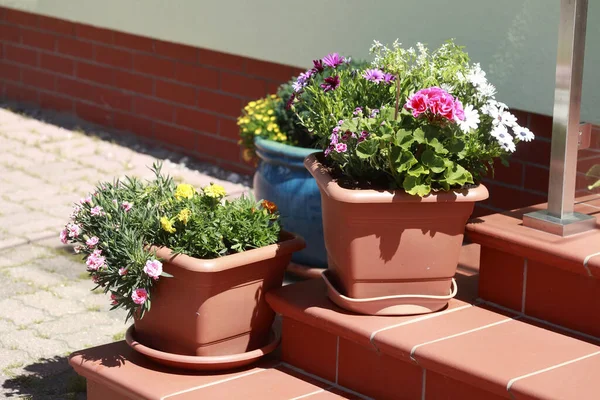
[
  {"xmin": 304, "ymin": 153, "xmax": 489, "ymax": 204},
  {"xmin": 151, "ymin": 230, "xmax": 305, "ymax": 273}
]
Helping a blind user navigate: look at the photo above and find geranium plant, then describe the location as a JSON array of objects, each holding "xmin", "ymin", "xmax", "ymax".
[
  {"xmin": 291, "ymin": 40, "xmax": 535, "ymax": 196},
  {"xmin": 60, "ymin": 164, "xmax": 281, "ymax": 321}
]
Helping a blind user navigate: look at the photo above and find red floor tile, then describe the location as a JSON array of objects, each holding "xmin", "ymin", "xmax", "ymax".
[
  {"xmin": 424, "ymin": 370, "xmax": 507, "ymax": 400},
  {"xmin": 478, "ymin": 246, "xmax": 525, "ymax": 311}
]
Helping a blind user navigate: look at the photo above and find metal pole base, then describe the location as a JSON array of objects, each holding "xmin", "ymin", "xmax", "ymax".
[{"xmin": 523, "ymin": 210, "xmax": 596, "ymax": 236}]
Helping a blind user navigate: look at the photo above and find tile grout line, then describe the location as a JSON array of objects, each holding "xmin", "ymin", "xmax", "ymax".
[
  {"xmin": 506, "ymin": 351, "xmax": 600, "ymax": 394},
  {"xmin": 521, "ymin": 258, "xmax": 528, "ymax": 313},
  {"xmin": 421, "ymin": 368, "xmax": 427, "ymax": 400},
  {"xmin": 335, "ymin": 335, "xmax": 340, "ymax": 384},
  {"xmin": 159, "ymin": 365, "xmax": 277, "ymax": 399},
  {"xmin": 281, "ymin": 362, "xmax": 374, "ymax": 400},
  {"xmin": 583, "ymin": 251, "xmax": 600, "ymax": 277},
  {"xmin": 289, "ymin": 389, "xmax": 326, "ymax": 400},
  {"xmin": 369, "ymin": 304, "xmax": 473, "ymax": 349},
  {"xmin": 410, "ymin": 318, "xmax": 515, "ymax": 361}
]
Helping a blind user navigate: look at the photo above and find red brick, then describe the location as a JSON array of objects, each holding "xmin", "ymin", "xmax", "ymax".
[
  {"xmin": 174, "ymin": 63, "xmax": 219, "ymax": 89},
  {"xmin": 114, "ymin": 31, "xmax": 154, "ymax": 52},
  {"xmin": 486, "ymin": 159, "xmax": 523, "ymax": 187},
  {"xmin": 75, "ymin": 23, "xmax": 114, "ymax": 44},
  {"xmin": 425, "ymin": 371, "xmax": 506, "ymax": 400},
  {"xmin": 281, "ymin": 318, "xmax": 337, "ymax": 383},
  {"xmin": 197, "ymin": 89, "xmax": 243, "ymax": 117},
  {"xmin": 267, "ymin": 81, "xmax": 282, "ymax": 95},
  {"xmin": 114, "ymin": 70, "xmax": 153, "ymax": 95},
  {"xmin": 471, "ymin": 204, "xmax": 495, "ymax": 219},
  {"xmin": 246, "ymin": 58, "xmax": 297, "ymax": 82},
  {"xmin": 155, "ymin": 122, "xmax": 197, "ymax": 148},
  {"xmin": 196, "ymin": 134, "xmax": 241, "ymax": 164},
  {"xmin": 0, "ymin": 24, "xmax": 21, "ymax": 43},
  {"xmin": 175, "ymin": 107, "xmax": 218, "ymax": 133},
  {"xmin": 4, "ymin": 82, "xmax": 38, "ymax": 103},
  {"xmin": 133, "ymin": 54, "xmax": 175, "ymax": 78},
  {"xmin": 529, "ymin": 112, "xmax": 553, "ymax": 139},
  {"xmin": 0, "ymin": 63, "xmax": 21, "ymax": 82},
  {"xmin": 485, "ymin": 183, "xmax": 547, "ymax": 211},
  {"xmin": 198, "ymin": 48, "xmax": 245, "ymax": 72},
  {"xmin": 4, "ymin": 44, "xmax": 37, "ymax": 67},
  {"xmin": 20, "ymin": 28, "xmax": 56, "ymax": 51},
  {"xmin": 577, "ymin": 154, "xmax": 600, "ymax": 175},
  {"xmin": 525, "ymin": 260, "xmax": 600, "ymax": 337},
  {"xmin": 40, "ymin": 53, "xmax": 74, "ymax": 75},
  {"xmin": 514, "ymin": 138, "xmax": 551, "ymax": 167},
  {"xmin": 94, "ymin": 45, "xmax": 132, "ymax": 69},
  {"xmin": 3, "ymin": 8, "xmax": 38, "ymax": 28},
  {"xmin": 219, "ymin": 160, "xmax": 254, "ymax": 175},
  {"xmin": 479, "ymin": 246, "xmax": 525, "ymax": 311},
  {"xmin": 21, "ymin": 68, "xmax": 55, "ymax": 91},
  {"xmin": 57, "ymin": 36, "xmax": 94, "ymax": 58},
  {"xmin": 221, "ymin": 71, "xmax": 266, "ymax": 99},
  {"xmin": 155, "ymin": 79, "xmax": 195, "ymax": 105},
  {"xmin": 38, "ymin": 15, "xmax": 74, "ymax": 35},
  {"xmin": 218, "ymin": 117, "xmax": 240, "ymax": 141},
  {"xmin": 524, "ymin": 164, "xmax": 550, "ymax": 194},
  {"xmin": 154, "ymin": 40, "xmax": 197, "ymax": 63},
  {"xmin": 134, "ymin": 97, "xmax": 173, "ymax": 122},
  {"xmin": 338, "ymin": 337, "xmax": 423, "ymax": 400},
  {"xmin": 76, "ymin": 102, "xmax": 112, "ymax": 126},
  {"xmin": 56, "ymin": 77, "xmax": 96, "ymax": 102},
  {"xmin": 76, "ymin": 61, "xmax": 114, "ymax": 85},
  {"xmin": 39, "ymin": 92, "xmax": 73, "ymax": 112},
  {"xmin": 113, "ymin": 111, "xmax": 153, "ymax": 138},
  {"xmin": 94, "ymin": 87, "xmax": 132, "ymax": 111},
  {"xmin": 511, "ymin": 109, "xmax": 530, "ymax": 128}
]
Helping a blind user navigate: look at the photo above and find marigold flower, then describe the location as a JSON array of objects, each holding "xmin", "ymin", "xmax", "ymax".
[
  {"xmin": 174, "ymin": 183, "xmax": 195, "ymax": 200},
  {"xmin": 160, "ymin": 216, "xmax": 176, "ymax": 233},
  {"xmin": 203, "ymin": 184, "xmax": 227, "ymax": 198},
  {"xmin": 177, "ymin": 209, "xmax": 192, "ymax": 225},
  {"xmin": 261, "ymin": 200, "xmax": 278, "ymax": 214}
]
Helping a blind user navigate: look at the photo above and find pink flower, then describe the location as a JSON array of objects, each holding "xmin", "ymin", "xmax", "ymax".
[
  {"xmin": 70, "ymin": 205, "xmax": 81, "ymax": 219},
  {"xmin": 60, "ymin": 229, "xmax": 68, "ymax": 244},
  {"xmin": 86, "ymin": 249, "xmax": 106, "ymax": 271},
  {"xmin": 335, "ymin": 143, "xmax": 347, "ymax": 153},
  {"xmin": 454, "ymin": 99, "xmax": 465, "ymax": 121},
  {"xmin": 110, "ymin": 293, "xmax": 118, "ymax": 305},
  {"xmin": 121, "ymin": 201, "xmax": 133, "ymax": 212},
  {"xmin": 74, "ymin": 245, "xmax": 84, "ymax": 254},
  {"xmin": 67, "ymin": 223, "xmax": 81, "ymax": 238},
  {"xmin": 341, "ymin": 130, "xmax": 355, "ymax": 141},
  {"xmin": 405, "ymin": 92, "xmax": 429, "ymax": 117},
  {"xmin": 90, "ymin": 206, "xmax": 105, "ymax": 216},
  {"xmin": 80, "ymin": 196, "xmax": 92, "ymax": 205},
  {"xmin": 86, "ymin": 236, "xmax": 99, "ymax": 248},
  {"xmin": 92, "ymin": 275, "xmax": 99, "ymax": 283},
  {"xmin": 143, "ymin": 259, "xmax": 163, "ymax": 280},
  {"xmin": 118, "ymin": 267, "xmax": 128, "ymax": 276},
  {"xmin": 405, "ymin": 87, "xmax": 464, "ymax": 123},
  {"xmin": 131, "ymin": 288, "xmax": 148, "ymax": 305},
  {"xmin": 358, "ymin": 131, "xmax": 369, "ymax": 143},
  {"xmin": 112, "ymin": 199, "xmax": 118, "ymax": 205}
]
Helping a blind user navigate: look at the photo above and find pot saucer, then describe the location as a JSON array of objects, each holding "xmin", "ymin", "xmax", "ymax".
[
  {"xmin": 322, "ymin": 270, "xmax": 457, "ymax": 316},
  {"xmin": 125, "ymin": 325, "xmax": 280, "ymax": 371}
]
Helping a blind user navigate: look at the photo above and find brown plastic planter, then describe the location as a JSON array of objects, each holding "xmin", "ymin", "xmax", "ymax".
[
  {"xmin": 305, "ymin": 154, "xmax": 488, "ymax": 310},
  {"xmin": 133, "ymin": 231, "xmax": 305, "ymax": 357}
]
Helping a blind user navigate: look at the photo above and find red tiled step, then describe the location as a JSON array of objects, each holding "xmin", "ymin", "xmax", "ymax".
[
  {"xmin": 466, "ymin": 195, "xmax": 600, "ymax": 337},
  {"xmin": 69, "ymin": 341, "xmax": 364, "ymax": 400},
  {"xmin": 266, "ymin": 278, "xmax": 600, "ymax": 400}
]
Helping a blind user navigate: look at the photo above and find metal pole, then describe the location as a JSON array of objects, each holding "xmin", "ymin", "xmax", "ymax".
[{"xmin": 523, "ymin": 0, "xmax": 595, "ymax": 236}]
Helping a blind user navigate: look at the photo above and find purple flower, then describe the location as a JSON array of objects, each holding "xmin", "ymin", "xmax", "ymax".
[
  {"xmin": 362, "ymin": 69, "xmax": 385, "ymax": 83},
  {"xmin": 329, "ymin": 132, "xmax": 339, "ymax": 145},
  {"xmin": 335, "ymin": 143, "xmax": 347, "ymax": 153},
  {"xmin": 370, "ymin": 109, "xmax": 380, "ymax": 118},
  {"xmin": 324, "ymin": 145, "xmax": 334, "ymax": 157},
  {"xmin": 322, "ymin": 53, "xmax": 344, "ymax": 68},
  {"xmin": 383, "ymin": 73, "xmax": 396, "ymax": 84},
  {"xmin": 338, "ymin": 120, "xmax": 344, "ymax": 125},
  {"xmin": 353, "ymin": 107, "xmax": 363, "ymax": 116},
  {"xmin": 358, "ymin": 130, "xmax": 369, "ymax": 143},
  {"xmin": 342, "ymin": 130, "xmax": 355, "ymax": 141},
  {"xmin": 285, "ymin": 92, "xmax": 296, "ymax": 110},
  {"xmin": 312, "ymin": 59, "xmax": 324, "ymax": 73},
  {"xmin": 320, "ymin": 75, "xmax": 340, "ymax": 92},
  {"xmin": 332, "ymin": 126, "xmax": 340, "ymax": 135}
]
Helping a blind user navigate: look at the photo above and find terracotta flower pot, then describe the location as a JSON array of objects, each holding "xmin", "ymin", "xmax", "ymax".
[
  {"xmin": 305, "ymin": 154, "xmax": 488, "ymax": 312},
  {"xmin": 133, "ymin": 231, "xmax": 305, "ymax": 357}
]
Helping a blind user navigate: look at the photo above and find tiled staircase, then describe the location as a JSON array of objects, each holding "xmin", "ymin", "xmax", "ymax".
[{"xmin": 70, "ymin": 197, "xmax": 600, "ymax": 399}]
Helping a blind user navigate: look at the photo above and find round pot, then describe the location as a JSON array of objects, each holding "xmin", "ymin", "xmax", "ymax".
[
  {"xmin": 253, "ymin": 137, "xmax": 327, "ymax": 269},
  {"xmin": 133, "ymin": 231, "xmax": 305, "ymax": 358},
  {"xmin": 305, "ymin": 154, "xmax": 489, "ymax": 314}
]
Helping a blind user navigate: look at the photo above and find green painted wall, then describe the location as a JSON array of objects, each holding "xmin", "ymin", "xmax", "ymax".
[{"xmin": 2, "ymin": 0, "xmax": 599, "ymax": 123}]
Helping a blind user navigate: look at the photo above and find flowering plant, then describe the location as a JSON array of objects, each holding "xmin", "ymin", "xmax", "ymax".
[
  {"xmin": 60, "ymin": 164, "xmax": 281, "ymax": 321},
  {"xmin": 291, "ymin": 40, "xmax": 535, "ymax": 196}
]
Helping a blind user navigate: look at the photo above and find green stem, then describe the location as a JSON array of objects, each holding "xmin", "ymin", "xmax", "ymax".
[{"xmin": 394, "ymin": 74, "xmax": 401, "ymax": 121}]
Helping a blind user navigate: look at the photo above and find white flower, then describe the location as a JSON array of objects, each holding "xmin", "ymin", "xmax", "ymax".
[
  {"xmin": 440, "ymin": 83, "xmax": 455, "ymax": 94},
  {"xmin": 478, "ymin": 82, "xmax": 497, "ymax": 99},
  {"xmin": 467, "ymin": 63, "xmax": 487, "ymax": 87},
  {"xmin": 458, "ymin": 104, "xmax": 480, "ymax": 133},
  {"xmin": 500, "ymin": 140, "xmax": 516, "ymax": 153},
  {"xmin": 512, "ymin": 126, "xmax": 535, "ymax": 142},
  {"xmin": 491, "ymin": 125, "xmax": 513, "ymax": 144},
  {"xmin": 488, "ymin": 106, "xmax": 517, "ymax": 128}
]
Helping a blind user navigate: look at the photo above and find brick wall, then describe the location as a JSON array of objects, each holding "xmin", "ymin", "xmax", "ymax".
[{"xmin": 0, "ymin": 7, "xmax": 598, "ymax": 215}]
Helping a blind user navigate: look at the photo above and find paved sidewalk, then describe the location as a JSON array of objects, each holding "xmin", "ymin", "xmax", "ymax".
[{"xmin": 0, "ymin": 104, "xmax": 250, "ymax": 399}]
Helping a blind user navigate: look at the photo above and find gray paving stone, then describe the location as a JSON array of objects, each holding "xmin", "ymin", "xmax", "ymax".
[
  {"xmin": 1, "ymin": 329, "xmax": 68, "ymax": 360},
  {"xmin": 0, "ymin": 348, "xmax": 30, "ymax": 374},
  {"xmin": 16, "ymin": 291, "xmax": 88, "ymax": 318},
  {"xmin": 5, "ymin": 265, "xmax": 68, "ymax": 288},
  {"xmin": 0, "ymin": 299, "xmax": 51, "ymax": 326},
  {"xmin": 0, "ymin": 244, "xmax": 54, "ymax": 268}
]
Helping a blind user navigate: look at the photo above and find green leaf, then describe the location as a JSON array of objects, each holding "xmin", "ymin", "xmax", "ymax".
[
  {"xmin": 413, "ymin": 128, "xmax": 425, "ymax": 144},
  {"xmin": 394, "ymin": 129, "xmax": 414, "ymax": 149},
  {"xmin": 160, "ymin": 271, "xmax": 174, "ymax": 278},
  {"xmin": 443, "ymin": 163, "xmax": 474, "ymax": 186},
  {"xmin": 403, "ymin": 175, "xmax": 431, "ymax": 196},
  {"xmin": 421, "ymin": 149, "xmax": 446, "ymax": 173},
  {"xmin": 356, "ymin": 139, "xmax": 379, "ymax": 159},
  {"xmin": 447, "ymin": 138, "xmax": 466, "ymax": 155},
  {"xmin": 406, "ymin": 164, "xmax": 429, "ymax": 177},
  {"xmin": 426, "ymin": 137, "xmax": 448, "ymax": 154},
  {"xmin": 340, "ymin": 119, "xmax": 359, "ymax": 133},
  {"xmin": 390, "ymin": 148, "xmax": 418, "ymax": 173}
]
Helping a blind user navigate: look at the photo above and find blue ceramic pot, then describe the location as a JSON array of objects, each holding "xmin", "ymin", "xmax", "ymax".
[{"xmin": 253, "ymin": 137, "xmax": 327, "ymax": 268}]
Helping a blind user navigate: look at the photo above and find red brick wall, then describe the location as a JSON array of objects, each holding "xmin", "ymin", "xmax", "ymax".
[
  {"xmin": 1, "ymin": 7, "xmax": 598, "ymax": 214},
  {"xmin": 0, "ymin": 7, "xmax": 302, "ymax": 174}
]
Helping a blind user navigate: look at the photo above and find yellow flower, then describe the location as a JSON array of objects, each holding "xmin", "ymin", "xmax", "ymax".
[
  {"xmin": 270, "ymin": 116, "xmax": 276, "ymax": 121},
  {"xmin": 248, "ymin": 101, "xmax": 257, "ymax": 107},
  {"xmin": 160, "ymin": 216, "xmax": 176, "ymax": 233},
  {"xmin": 267, "ymin": 109, "xmax": 274, "ymax": 115},
  {"xmin": 203, "ymin": 183, "xmax": 227, "ymax": 198},
  {"xmin": 177, "ymin": 209, "xmax": 192, "ymax": 225},
  {"xmin": 255, "ymin": 128, "xmax": 262, "ymax": 134},
  {"xmin": 248, "ymin": 110, "xmax": 254, "ymax": 115},
  {"xmin": 174, "ymin": 183, "xmax": 195, "ymax": 200},
  {"xmin": 242, "ymin": 149, "xmax": 255, "ymax": 162},
  {"xmin": 270, "ymin": 94, "xmax": 277, "ymax": 99}
]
